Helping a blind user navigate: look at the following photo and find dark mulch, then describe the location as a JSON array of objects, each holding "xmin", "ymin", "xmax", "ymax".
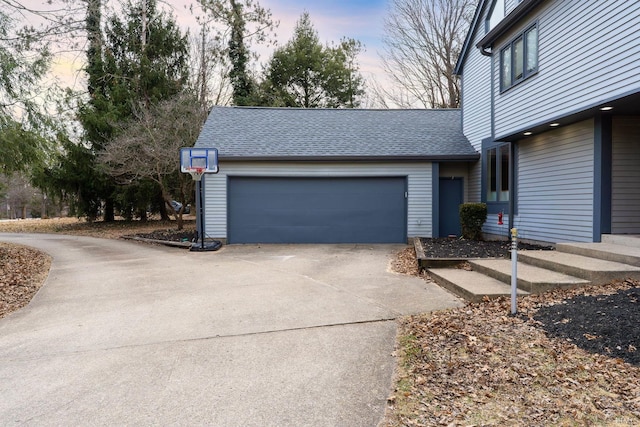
[
  {"xmin": 132, "ymin": 229, "xmax": 196, "ymax": 242},
  {"xmin": 420, "ymin": 237, "xmax": 554, "ymax": 258},
  {"xmin": 534, "ymin": 287, "xmax": 640, "ymax": 365}
]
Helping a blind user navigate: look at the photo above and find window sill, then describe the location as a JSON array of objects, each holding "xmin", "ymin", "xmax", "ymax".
[{"xmin": 500, "ymin": 70, "xmax": 539, "ymax": 94}]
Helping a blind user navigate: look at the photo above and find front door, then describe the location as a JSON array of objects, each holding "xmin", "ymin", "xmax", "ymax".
[{"xmin": 439, "ymin": 177, "xmax": 464, "ymax": 237}]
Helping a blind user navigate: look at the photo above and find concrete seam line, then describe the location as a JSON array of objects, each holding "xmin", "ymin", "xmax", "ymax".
[{"xmin": 2, "ymin": 318, "xmax": 399, "ymax": 362}]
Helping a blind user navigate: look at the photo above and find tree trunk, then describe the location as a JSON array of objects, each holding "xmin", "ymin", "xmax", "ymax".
[
  {"xmin": 158, "ymin": 192, "xmax": 170, "ymax": 220},
  {"xmin": 161, "ymin": 190, "xmax": 182, "ymax": 230},
  {"xmin": 104, "ymin": 198, "xmax": 115, "ymax": 222}
]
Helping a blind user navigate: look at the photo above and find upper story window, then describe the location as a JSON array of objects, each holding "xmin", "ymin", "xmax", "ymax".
[{"xmin": 500, "ymin": 24, "xmax": 538, "ymax": 91}]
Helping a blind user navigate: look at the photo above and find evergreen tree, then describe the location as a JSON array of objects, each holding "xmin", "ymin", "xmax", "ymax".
[
  {"xmin": 65, "ymin": 0, "xmax": 190, "ymax": 220},
  {"xmin": 263, "ymin": 13, "xmax": 365, "ymax": 108},
  {"xmin": 0, "ymin": 8, "xmax": 52, "ymax": 175}
]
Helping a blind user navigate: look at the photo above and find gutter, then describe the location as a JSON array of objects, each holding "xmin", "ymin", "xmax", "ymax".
[{"xmin": 217, "ymin": 154, "xmax": 481, "ymax": 162}]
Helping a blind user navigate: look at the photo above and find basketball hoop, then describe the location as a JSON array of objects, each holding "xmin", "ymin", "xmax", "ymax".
[
  {"xmin": 179, "ymin": 147, "xmax": 221, "ymax": 251},
  {"xmin": 187, "ymin": 167, "xmax": 205, "ymax": 181}
]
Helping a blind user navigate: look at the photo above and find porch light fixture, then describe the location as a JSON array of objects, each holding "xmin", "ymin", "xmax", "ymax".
[
  {"xmin": 600, "ymin": 106, "xmax": 613, "ymax": 111},
  {"xmin": 550, "ymin": 123, "xmax": 560, "ymax": 127},
  {"xmin": 523, "ymin": 131, "xmax": 533, "ymax": 136}
]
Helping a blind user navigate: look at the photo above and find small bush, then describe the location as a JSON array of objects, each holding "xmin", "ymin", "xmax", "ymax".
[{"xmin": 459, "ymin": 203, "xmax": 487, "ymax": 240}]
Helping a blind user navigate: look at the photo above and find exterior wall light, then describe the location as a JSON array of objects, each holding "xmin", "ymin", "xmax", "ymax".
[
  {"xmin": 550, "ymin": 123, "xmax": 560, "ymax": 127},
  {"xmin": 600, "ymin": 106, "xmax": 613, "ymax": 111},
  {"xmin": 523, "ymin": 131, "xmax": 533, "ymax": 136}
]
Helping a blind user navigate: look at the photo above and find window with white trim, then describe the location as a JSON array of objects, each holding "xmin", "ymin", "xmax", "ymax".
[{"xmin": 500, "ymin": 24, "xmax": 538, "ymax": 91}]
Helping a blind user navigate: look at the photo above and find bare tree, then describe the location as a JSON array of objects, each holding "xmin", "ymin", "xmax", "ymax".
[
  {"xmin": 99, "ymin": 93, "xmax": 207, "ymax": 230},
  {"xmin": 381, "ymin": 0, "xmax": 476, "ymax": 108},
  {"xmin": 189, "ymin": 22, "xmax": 233, "ymax": 110}
]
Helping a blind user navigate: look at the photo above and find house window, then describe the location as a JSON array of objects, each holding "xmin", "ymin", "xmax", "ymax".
[
  {"xmin": 500, "ymin": 24, "xmax": 538, "ymax": 91},
  {"xmin": 485, "ymin": 142, "xmax": 510, "ymax": 203}
]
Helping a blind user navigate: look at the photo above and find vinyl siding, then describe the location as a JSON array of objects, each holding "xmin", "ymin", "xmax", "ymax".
[
  {"xmin": 461, "ymin": 8, "xmax": 493, "ymax": 151},
  {"xmin": 468, "ymin": 161, "xmax": 482, "ymax": 203},
  {"xmin": 612, "ymin": 116, "xmax": 640, "ymax": 234},
  {"xmin": 460, "ymin": 4, "xmax": 491, "ymax": 207},
  {"xmin": 511, "ymin": 120, "xmax": 594, "ymax": 243},
  {"xmin": 493, "ymin": 0, "xmax": 640, "ymax": 137},
  {"xmin": 204, "ymin": 162, "xmax": 433, "ymax": 240},
  {"xmin": 504, "ymin": 0, "xmax": 519, "ymax": 14}
]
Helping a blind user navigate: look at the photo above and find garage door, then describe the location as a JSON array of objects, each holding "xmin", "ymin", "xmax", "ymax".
[{"xmin": 228, "ymin": 177, "xmax": 407, "ymax": 244}]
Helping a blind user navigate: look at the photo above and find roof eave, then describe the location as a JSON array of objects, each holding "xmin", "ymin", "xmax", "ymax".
[
  {"xmin": 476, "ymin": 0, "xmax": 545, "ymax": 51},
  {"xmin": 218, "ymin": 154, "xmax": 480, "ymax": 162},
  {"xmin": 454, "ymin": 0, "xmax": 490, "ymax": 75}
]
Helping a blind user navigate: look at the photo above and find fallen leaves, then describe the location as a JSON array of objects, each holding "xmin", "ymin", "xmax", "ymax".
[
  {"xmin": 0, "ymin": 242, "xmax": 51, "ymax": 319},
  {"xmin": 0, "ymin": 217, "xmax": 195, "ymax": 239},
  {"xmin": 386, "ymin": 242, "xmax": 640, "ymax": 425},
  {"xmin": 390, "ymin": 246, "xmax": 423, "ymax": 276},
  {"xmin": 382, "ymin": 281, "xmax": 640, "ymax": 426}
]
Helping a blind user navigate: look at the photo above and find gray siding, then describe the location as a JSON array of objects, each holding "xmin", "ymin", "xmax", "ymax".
[
  {"xmin": 204, "ymin": 162, "xmax": 433, "ymax": 240},
  {"xmin": 493, "ymin": 0, "xmax": 640, "ymax": 138},
  {"xmin": 468, "ymin": 161, "xmax": 482, "ymax": 203},
  {"xmin": 504, "ymin": 0, "xmax": 519, "ymax": 14},
  {"xmin": 460, "ymin": 4, "xmax": 491, "ymax": 207},
  {"xmin": 461, "ymin": 7, "xmax": 493, "ymax": 151},
  {"xmin": 513, "ymin": 120, "xmax": 595, "ymax": 243},
  {"xmin": 612, "ymin": 116, "xmax": 640, "ymax": 234}
]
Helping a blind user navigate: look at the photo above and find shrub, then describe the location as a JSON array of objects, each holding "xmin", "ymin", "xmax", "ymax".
[{"xmin": 459, "ymin": 203, "xmax": 487, "ymax": 240}]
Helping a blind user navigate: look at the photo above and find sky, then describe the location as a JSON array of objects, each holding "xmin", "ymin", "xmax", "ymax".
[
  {"xmin": 241, "ymin": 0, "xmax": 389, "ymax": 70},
  {"xmin": 47, "ymin": 0, "xmax": 392, "ymax": 101}
]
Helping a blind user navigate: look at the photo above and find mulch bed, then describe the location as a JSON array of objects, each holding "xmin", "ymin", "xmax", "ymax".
[
  {"xmin": 392, "ymin": 245, "xmax": 640, "ymax": 367},
  {"xmin": 420, "ymin": 237, "xmax": 554, "ymax": 258},
  {"xmin": 534, "ymin": 287, "xmax": 640, "ymax": 365},
  {"xmin": 130, "ymin": 229, "xmax": 196, "ymax": 242}
]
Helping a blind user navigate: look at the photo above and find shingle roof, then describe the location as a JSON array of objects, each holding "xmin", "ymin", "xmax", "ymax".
[{"xmin": 194, "ymin": 106, "xmax": 478, "ymax": 161}]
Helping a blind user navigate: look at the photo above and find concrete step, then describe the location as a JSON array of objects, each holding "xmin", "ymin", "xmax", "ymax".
[
  {"xmin": 556, "ymin": 242, "xmax": 640, "ymax": 267},
  {"xmin": 601, "ymin": 234, "xmax": 640, "ymax": 248},
  {"xmin": 518, "ymin": 250, "xmax": 640, "ymax": 285},
  {"xmin": 428, "ymin": 268, "xmax": 529, "ymax": 303},
  {"xmin": 470, "ymin": 259, "xmax": 590, "ymax": 294}
]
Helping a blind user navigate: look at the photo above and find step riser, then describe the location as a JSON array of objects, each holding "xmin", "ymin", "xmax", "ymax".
[
  {"xmin": 469, "ymin": 261, "xmax": 586, "ymax": 294},
  {"xmin": 601, "ymin": 234, "xmax": 640, "ymax": 248},
  {"xmin": 556, "ymin": 244, "xmax": 640, "ymax": 267},
  {"xmin": 517, "ymin": 253, "xmax": 640, "ymax": 285},
  {"xmin": 427, "ymin": 269, "xmax": 527, "ymax": 303},
  {"xmin": 428, "ymin": 271, "xmax": 487, "ymax": 303}
]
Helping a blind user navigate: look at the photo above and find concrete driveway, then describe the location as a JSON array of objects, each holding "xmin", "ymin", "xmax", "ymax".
[{"xmin": 0, "ymin": 234, "xmax": 462, "ymax": 426}]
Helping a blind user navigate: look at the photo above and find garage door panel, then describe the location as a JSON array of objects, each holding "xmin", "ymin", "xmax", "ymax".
[{"xmin": 228, "ymin": 177, "xmax": 406, "ymax": 244}]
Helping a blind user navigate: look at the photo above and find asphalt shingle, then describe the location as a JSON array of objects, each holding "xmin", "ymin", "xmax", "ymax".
[{"xmin": 194, "ymin": 106, "xmax": 478, "ymax": 160}]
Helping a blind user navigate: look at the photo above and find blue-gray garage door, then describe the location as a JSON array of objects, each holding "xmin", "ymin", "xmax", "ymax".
[{"xmin": 228, "ymin": 176, "xmax": 407, "ymax": 244}]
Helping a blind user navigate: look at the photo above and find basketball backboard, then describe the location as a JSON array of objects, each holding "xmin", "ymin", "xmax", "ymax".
[{"xmin": 180, "ymin": 147, "xmax": 219, "ymax": 174}]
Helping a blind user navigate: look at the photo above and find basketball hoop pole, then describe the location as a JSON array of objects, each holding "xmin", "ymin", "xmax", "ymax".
[
  {"xmin": 189, "ymin": 174, "xmax": 222, "ymax": 252},
  {"xmin": 197, "ymin": 178, "xmax": 205, "ymax": 250}
]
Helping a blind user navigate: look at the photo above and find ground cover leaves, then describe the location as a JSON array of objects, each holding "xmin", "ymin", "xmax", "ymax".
[
  {"xmin": 383, "ymin": 281, "xmax": 640, "ymax": 426},
  {"xmin": 0, "ymin": 243, "xmax": 51, "ymax": 318}
]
